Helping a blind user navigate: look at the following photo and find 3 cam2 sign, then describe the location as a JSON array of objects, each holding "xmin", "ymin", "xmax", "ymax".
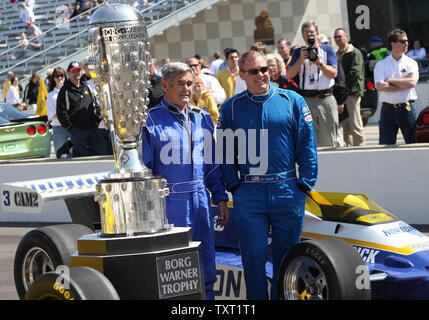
[{"xmin": 0, "ymin": 185, "xmax": 43, "ymax": 214}]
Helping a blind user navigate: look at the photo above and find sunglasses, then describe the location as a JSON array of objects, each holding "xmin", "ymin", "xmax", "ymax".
[
  {"xmin": 242, "ymin": 66, "xmax": 269, "ymax": 75},
  {"xmin": 333, "ymin": 35, "xmax": 342, "ymax": 39},
  {"xmin": 54, "ymin": 74, "xmax": 65, "ymax": 78},
  {"xmin": 188, "ymin": 64, "xmax": 199, "ymax": 68},
  {"xmin": 397, "ymin": 39, "xmax": 408, "ymax": 44}
]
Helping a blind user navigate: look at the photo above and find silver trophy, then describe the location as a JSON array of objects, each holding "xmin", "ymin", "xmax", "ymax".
[{"xmin": 87, "ymin": 1, "xmax": 170, "ymax": 236}]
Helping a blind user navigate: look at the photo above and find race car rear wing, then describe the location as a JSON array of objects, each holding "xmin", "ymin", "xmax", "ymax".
[{"xmin": 0, "ymin": 172, "xmax": 109, "ymax": 214}]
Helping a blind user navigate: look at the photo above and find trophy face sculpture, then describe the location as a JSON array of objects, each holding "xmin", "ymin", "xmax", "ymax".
[{"xmin": 88, "ymin": 1, "xmax": 170, "ymax": 236}]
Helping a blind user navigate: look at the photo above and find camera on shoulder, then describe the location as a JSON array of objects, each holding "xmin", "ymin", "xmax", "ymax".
[{"xmin": 307, "ymin": 35, "xmax": 318, "ymax": 62}]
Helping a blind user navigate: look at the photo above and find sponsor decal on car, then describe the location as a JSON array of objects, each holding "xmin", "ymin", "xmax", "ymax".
[{"xmin": 0, "ymin": 185, "xmax": 43, "ymax": 214}]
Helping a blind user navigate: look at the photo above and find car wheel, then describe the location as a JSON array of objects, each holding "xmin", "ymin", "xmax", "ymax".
[
  {"xmin": 14, "ymin": 224, "xmax": 93, "ymax": 300},
  {"xmin": 278, "ymin": 237, "xmax": 371, "ymax": 300},
  {"xmin": 25, "ymin": 267, "xmax": 119, "ymax": 300}
]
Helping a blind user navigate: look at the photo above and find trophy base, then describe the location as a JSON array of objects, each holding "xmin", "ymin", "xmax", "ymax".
[
  {"xmin": 96, "ymin": 174, "xmax": 170, "ymax": 236},
  {"xmin": 70, "ymin": 227, "xmax": 205, "ymax": 300}
]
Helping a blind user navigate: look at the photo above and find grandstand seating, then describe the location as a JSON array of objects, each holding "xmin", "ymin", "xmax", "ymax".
[{"xmin": 0, "ymin": 0, "xmax": 221, "ymax": 86}]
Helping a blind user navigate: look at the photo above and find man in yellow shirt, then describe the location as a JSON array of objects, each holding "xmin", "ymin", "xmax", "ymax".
[
  {"xmin": 3, "ymin": 71, "xmax": 14, "ymax": 102},
  {"xmin": 216, "ymin": 48, "xmax": 240, "ymax": 101}
]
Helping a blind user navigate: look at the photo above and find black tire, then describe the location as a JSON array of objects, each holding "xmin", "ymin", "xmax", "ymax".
[
  {"xmin": 278, "ymin": 238, "xmax": 371, "ymax": 300},
  {"xmin": 25, "ymin": 267, "xmax": 119, "ymax": 300},
  {"xmin": 14, "ymin": 224, "xmax": 93, "ymax": 300}
]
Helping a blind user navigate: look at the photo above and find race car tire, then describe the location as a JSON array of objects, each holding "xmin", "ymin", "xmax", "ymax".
[
  {"xmin": 25, "ymin": 267, "xmax": 119, "ymax": 300},
  {"xmin": 14, "ymin": 224, "xmax": 93, "ymax": 300},
  {"xmin": 278, "ymin": 237, "xmax": 371, "ymax": 300}
]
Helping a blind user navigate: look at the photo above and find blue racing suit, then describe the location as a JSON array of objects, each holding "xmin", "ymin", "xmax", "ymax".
[
  {"xmin": 218, "ymin": 84, "xmax": 318, "ymax": 299},
  {"xmin": 141, "ymin": 98, "xmax": 228, "ymax": 300}
]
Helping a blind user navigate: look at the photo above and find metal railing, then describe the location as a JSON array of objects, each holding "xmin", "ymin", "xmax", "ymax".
[
  {"xmin": 0, "ymin": 5, "xmax": 98, "ymax": 73},
  {"xmin": 0, "ymin": 0, "xmax": 170, "ymax": 79},
  {"xmin": 1, "ymin": 0, "xmax": 221, "ymax": 85}
]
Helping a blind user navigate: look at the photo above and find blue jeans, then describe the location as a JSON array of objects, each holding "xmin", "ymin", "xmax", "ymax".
[
  {"xmin": 233, "ymin": 182, "xmax": 305, "ymax": 300},
  {"xmin": 52, "ymin": 126, "xmax": 71, "ymax": 157},
  {"xmin": 379, "ymin": 102, "xmax": 416, "ymax": 144},
  {"xmin": 70, "ymin": 126, "xmax": 109, "ymax": 157}
]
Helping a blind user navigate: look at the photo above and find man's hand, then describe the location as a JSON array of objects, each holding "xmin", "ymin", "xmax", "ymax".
[
  {"xmin": 386, "ymin": 73, "xmax": 418, "ymax": 90},
  {"xmin": 338, "ymin": 104, "xmax": 344, "ymax": 114},
  {"xmin": 216, "ymin": 200, "xmax": 230, "ymax": 227},
  {"xmin": 299, "ymin": 47, "xmax": 309, "ymax": 63}
]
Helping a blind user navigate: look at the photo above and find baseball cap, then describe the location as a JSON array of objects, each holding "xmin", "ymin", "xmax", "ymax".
[
  {"xmin": 67, "ymin": 61, "xmax": 81, "ymax": 72},
  {"xmin": 368, "ymin": 36, "xmax": 382, "ymax": 45}
]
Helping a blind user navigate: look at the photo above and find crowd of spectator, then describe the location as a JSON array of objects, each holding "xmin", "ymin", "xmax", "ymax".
[{"xmin": 3, "ymin": 6, "xmax": 429, "ymax": 159}]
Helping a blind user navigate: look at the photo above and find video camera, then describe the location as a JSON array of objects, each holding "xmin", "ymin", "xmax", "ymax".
[{"xmin": 306, "ymin": 35, "xmax": 318, "ymax": 62}]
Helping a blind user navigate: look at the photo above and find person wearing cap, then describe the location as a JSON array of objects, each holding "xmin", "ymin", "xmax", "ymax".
[
  {"xmin": 57, "ymin": 61, "xmax": 109, "ymax": 157},
  {"xmin": 3, "ymin": 72, "xmax": 14, "ymax": 102},
  {"xmin": 25, "ymin": 19, "xmax": 42, "ymax": 38},
  {"xmin": 366, "ymin": 36, "xmax": 389, "ymax": 80},
  {"xmin": 368, "ymin": 36, "xmax": 389, "ymax": 61}
]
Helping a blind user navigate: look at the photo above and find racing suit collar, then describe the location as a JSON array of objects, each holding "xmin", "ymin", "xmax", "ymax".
[
  {"xmin": 161, "ymin": 98, "xmax": 189, "ymax": 120},
  {"xmin": 246, "ymin": 84, "xmax": 275, "ymax": 103}
]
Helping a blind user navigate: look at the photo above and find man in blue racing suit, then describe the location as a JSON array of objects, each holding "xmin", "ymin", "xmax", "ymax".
[
  {"xmin": 218, "ymin": 50, "xmax": 318, "ymax": 299},
  {"xmin": 141, "ymin": 62, "xmax": 230, "ymax": 300}
]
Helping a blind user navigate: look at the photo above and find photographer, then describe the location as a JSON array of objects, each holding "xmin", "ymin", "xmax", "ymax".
[{"xmin": 287, "ymin": 21, "xmax": 339, "ymax": 147}]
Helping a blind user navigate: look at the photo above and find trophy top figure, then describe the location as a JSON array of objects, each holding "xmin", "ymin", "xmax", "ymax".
[{"xmin": 89, "ymin": 1, "xmax": 142, "ymax": 26}]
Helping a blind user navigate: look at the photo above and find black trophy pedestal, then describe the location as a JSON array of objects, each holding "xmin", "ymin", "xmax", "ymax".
[{"xmin": 70, "ymin": 227, "xmax": 205, "ymax": 300}]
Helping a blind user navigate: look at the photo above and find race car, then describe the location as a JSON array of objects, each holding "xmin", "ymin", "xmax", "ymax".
[
  {"xmin": 213, "ymin": 191, "xmax": 429, "ymax": 300},
  {"xmin": 2, "ymin": 173, "xmax": 429, "ymax": 300}
]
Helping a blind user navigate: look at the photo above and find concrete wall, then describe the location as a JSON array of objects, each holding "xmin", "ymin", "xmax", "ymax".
[
  {"xmin": 315, "ymin": 145, "xmax": 429, "ymax": 225},
  {"xmin": 1, "ymin": 145, "xmax": 429, "ymax": 225}
]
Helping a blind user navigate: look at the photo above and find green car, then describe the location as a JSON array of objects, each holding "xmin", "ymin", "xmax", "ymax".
[{"xmin": 0, "ymin": 104, "xmax": 51, "ymax": 160}]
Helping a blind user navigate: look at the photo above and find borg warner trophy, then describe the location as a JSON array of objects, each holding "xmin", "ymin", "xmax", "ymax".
[
  {"xmin": 70, "ymin": 1, "xmax": 205, "ymax": 300},
  {"xmin": 87, "ymin": 1, "xmax": 168, "ymax": 236}
]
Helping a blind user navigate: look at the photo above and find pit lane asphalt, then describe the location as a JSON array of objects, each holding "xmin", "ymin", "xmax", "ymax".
[{"xmin": 1, "ymin": 224, "xmax": 429, "ymax": 300}]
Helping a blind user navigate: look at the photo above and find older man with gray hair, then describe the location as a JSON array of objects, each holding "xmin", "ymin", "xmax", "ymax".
[{"xmin": 141, "ymin": 62, "xmax": 230, "ymax": 300}]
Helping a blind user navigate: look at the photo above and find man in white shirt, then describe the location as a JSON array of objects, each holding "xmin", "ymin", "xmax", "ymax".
[
  {"xmin": 19, "ymin": 3, "xmax": 35, "ymax": 24},
  {"xmin": 287, "ymin": 21, "xmax": 339, "ymax": 147},
  {"xmin": 25, "ymin": 0, "xmax": 35, "ymax": 11},
  {"xmin": 186, "ymin": 56, "xmax": 226, "ymax": 105},
  {"xmin": 209, "ymin": 51, "xmax": 224, "ymax": 76},
  {"xmin": 374, "ymin": 29, "xmax": 419, "ymax": 144}
]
